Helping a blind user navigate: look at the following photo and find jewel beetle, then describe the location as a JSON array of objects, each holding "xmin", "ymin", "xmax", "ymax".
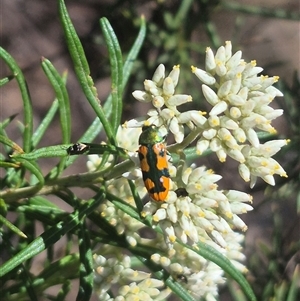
[{"xmin": 138, "ymin": 125, "xmax": 170, "ymax": 202}]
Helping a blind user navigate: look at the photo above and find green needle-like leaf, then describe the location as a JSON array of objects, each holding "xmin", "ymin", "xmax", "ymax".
[
  {"xmin": 0, "ymin": 188, "xmax": 106, "ymax": 277},
  {"xmin": 63, "ymin": 15, "xmax": 146, "ymax": 168},
  {"xmin": 58, "ymin": 0, "xmax": 115, "ymax": 145},
  {"xmin": 0, "ymin": 134, "xmax": 24, "ymax": 154},
  {"xmin": 41, "ymin": 58, "xmax": 71, "ymax": 176},
  {"xmin": 287, "ymin": 265, "xmax": 300, "ymax": 301},
  {"xmin": 164, "ymin": 275, "xmax": 197, "ymax": 301},
  {"xmin": 100, "ymin": 18, "xmax": 123, "ymax": 135},
  {"xmin": 182, "ymin": 241, "xmax": 257, "ymax": 301},
  {"xmin": 122, "ymin": 16, "xmax": 146, "ymax": 88},
  {"xmin": 77, "ymin": 222, "xmax": 93, "ymax": 301},
  {"xmin": 41, "ymin": 58, "xmax": 71, "ymax": 145},
  {"xmin": 31, "ymin": 99, "xmax": 59, "ymax": 148},
  {"xmin": 0, "ymin": 47, "xmax": 33, "ymax": 153},
  {"xmin": 0, "ymin": 214, "xmax": 27, "ymax": 238},
  {"xmin": 0, "ymin": 75, "xmax": 14, "ymax": 86},
  {"xmin": 16, "ymin": 157, "xmax": 45, "ymax": 188},
  {"xmin": 12, "ymin": 145, "xmax": 69, "ymax": 160}
]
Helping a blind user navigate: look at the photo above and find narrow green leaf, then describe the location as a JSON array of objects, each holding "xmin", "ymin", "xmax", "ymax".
[
  {"xmin": 12, "ymin": 143, "xmax": 127, "ymax": 161},
  {"xmin": 135, "ymin": 255, "xmax": 196, "ymax": 301},
  {"xmin": 164, "ymin": 275, "xmax": 197, "ymax": 301},
  {"xmin": 16, "ymin": 157, "xmax": 45, "ymax": 189},
  {"xmin": 0, "ymin": 199, "xmax": 7, "ymax": 216},
  {"xmin": 0, "ymin": 236, "xmax": 45, "ymax": 277},
  {"xmin": 58, "ymin": 0, "xmax": 115, "ymax": 144},
  {"xmin": 106, "ymin": 192, "xmax": 140, "ymax": 220},
  {"xmin": 0, "ymin": 134, "xmax": 24, "ymax": 153},
  {"xmin": 19, "ymin": 267, "xmax": 39, "ymax": 301},
  {"xmin": 62, "ymin": 16, "xmax": 146, "ymax": 168},
  {"xmin": 170, "ymin": 0, "xmax": 194, "ymax": 29},
  {"xmin": 77, "ymin": 223, "xmax": 93, "ymax": 301},
  {"xmin": 0, "ymin": 214, "xmax": 27, "ymax": 238},
  {"xmin": 128, "ymin": 179, "xmax": 144, "ymax": 214},
  {"xmin": 274, "ymin": 281, "xmax": 288, "ymax": 301},
  {"xmin": 287, "ymin": 265, "xmax": 300, "ymax": 301},
  {"xmin": 0, "ymin": 161, "xmax": 20, "ymax": 169},
  {"xmin": 0, "ymin": 75, "xmax": 14, "ymax": 86},
  {"xmin": 4, "ymin": 255, "xmax": 79, "ymax": 300},
  {"xmin": 221, "ymin": 2, "xmax": 300, "ymax": 21},
  {"xmin": 55, "ymin": 280, "xmax": 72, "ymax": 301},
  {"xmin": 0, "ymin": 47, "xmax": 33, "ymax": 153},
  {"xmin": 16, "ymin": 204, "xmax": 65, "ymax": 224},
  {"xmin": 181, "ymin": 241, "xmax": 257, "ymax": 301},
  {"xmin": 122, "ymin": 16, "xmax": 146, "ymax": 88},
  {"xmin": 38, "ymin": 13, "xmax": 146, "ymax": 185},
  {"xmin": 204, "ymin": 20, "xmax": 221, "ymax": 49},
  {"xmin": 28, "ymin": 196, "xmax": 61, "ymax": 208},
  {"xmin": 37, "ymin": 253, "xmax": 79, "ymax": 280},
  {"xmin": 0, "ymin": 113, "xmax": 18, "ymax": 130},
  {"xmin": 32, "ymin": 97, "xmax": 59, "ymax": 148},
  {"xmin": 41, "ymin": 58, "xmax": 71, "ymax": 144},
  {"xmin": 100, "ymin": 18, "xmax": 123, "ymax": 135},
  {"xmin": 297, "ymin": 191, "xmax": 300, "ymax": 214},
  {"xmin": 41, "ymin": 58, "xmax": 71, "ymax": 176},
  {"xmin": 17, "ymin": 203, "xmax": 64, "ymax": 215},
  {"xmin": 0, "ymin": 134, "xmax": 24, "ymax": 185},
  {"xmin": 0, "ymin": 188, "xmax": 106, "ymax": 277},
  {"xmin": 57, "ymin": 280, "xmax": 72, "ymax": 301},
  {"xmin": 12, "ymin": 145, "xmax": 69, "ymax": 160},
  {"xmin": 228, "ymin": 279, "xmax": 248, "ymax": 301},
  {"xmin": 31, "ymin": 71, "xmax": 67, "ymax": 148}
]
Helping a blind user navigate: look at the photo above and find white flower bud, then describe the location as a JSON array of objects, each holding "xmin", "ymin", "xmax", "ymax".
[
  {"xmin": 152, "ymin": 95, "xmax": 165, "ymax": 108},
  {"xmin": 219, "ymin": 116, "xmax": 239, "ymax": 130},
  {"xmin": 132, "ymin": 90, "xmax": 152, "ymax": 102},
  {"xmin": 228, "ymin": 94, "xmax": 246, "ymax": 106},
  {"xmin": 215, "ymin": 46, "xmax": 226, "ymax": 64},
  {"xmin": 245, "ymin": 128, "xmax": 259, "ymax": 148},
  {"xmin": 226, "ymin": 50, "xmax": 242, "ymax": 70},
  {"xmin": 217, "ymin": 80, "xmax": 232, "ymax": 98},
  {"xmin": 167, "ymin": 94, "xmax": 192, "ymax": 106},
  {"xmin": 208, "ymin": 115, "xmax": 220, "ymax": 127},
  {"xmin": 202, "ymin": 84, "xmax": 219, "ymax": 105},
  {"xmin": 196, "ymin": 139, "xmax": 210, "ymax": 154},
  {"xmin": 202, "ymin": 128, "xmax": 217, "ymax": 140},
  {"xmin": 192, "ymin": 66, "xmax": 216, "ymax": 85},
  {"xmin": 205, "ymin": 47, "xmax": 216, "ymax": 72},
  {"xmin": 169, "ymin": 64, "xmax": 180, "ymax": 86},
  {"xmin": 163, "ymin": 77, "xmax": 175, "ymax": 96},
  {"xmin": 215, "ymin": 61, "xmax": 227, "ymax": 77},
  {"xmin": 209, "ymin": 101, "xmax": 228, "ymax": 116},
  {"xmin": 230, "ymin": 107, "xmax": 242, "ymax": 119},
  {"xmin": 224, "ymin": 40, "xmax": 233, "ymax": 61},
  {"xmin": 152, "ymin": 63, "xmax": 165, "ymax": 85},
  {"xmin": 238, "ymin": 163, "xmax": 250, "ymax": 182},
  {"xmin": 216, "ymin": 148, "xmax": 227, "ymax": 162}
]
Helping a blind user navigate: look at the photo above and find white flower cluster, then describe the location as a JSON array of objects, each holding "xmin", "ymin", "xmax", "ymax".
[
  {"xmin": 93, "ymin": 246, "xmax": 171, "ymax": 301},
  {"xmin": 91, "ymin": 128, "xmax": 252, "ymax": 301},
  {"xmin": 91, "ymin": 41, "xmax": 287, "ymax": 301},
  {"xmin": 142, "ymin": 165, "xmax": 253, "ymax": 247},
  {"xmin": 130, "ymin": 64, "xmax": 194, "ymax": 143},
  {"xmin": 130, "ymin": 41, "xmax": 288, "ymax": 187},
  {"xmin": 191, "ymin": 41, "xmax": 287, "ymax": 187}
]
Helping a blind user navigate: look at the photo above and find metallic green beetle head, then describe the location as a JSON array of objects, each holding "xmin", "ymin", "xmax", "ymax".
[{"xmin": 139, "ymin": 125, "xmax": 166, "ymax": 145}]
